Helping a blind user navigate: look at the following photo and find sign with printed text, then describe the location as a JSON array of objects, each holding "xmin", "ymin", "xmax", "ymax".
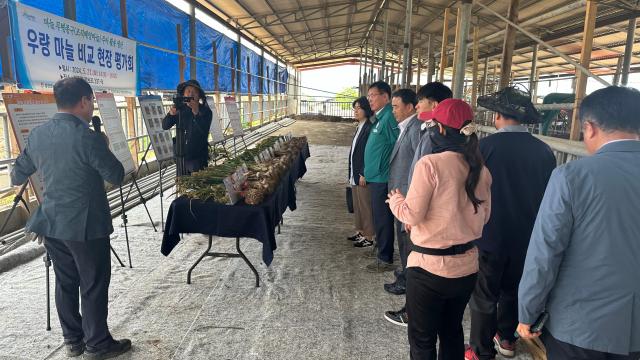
[
  {"xmin": 138, "ymin": 95, "xmax": 174, "ymax": 162},
  {"xmin": 224, "ymin": 96, "xmax": 244, "ymax": 137},
  {"xmin": 95, "ymin": 92, "xmax": 136, "ymax": 175},
  {"xmin": 1, "ymin": 93, "xmax": 58, "ymax": 202},
  {"xmin": 8, "ymin": 2, "xmax": 137, "ymax": 95},
  {"xmin": 207, "ymin": 99, "xmax": 225, "ymax": 143}
]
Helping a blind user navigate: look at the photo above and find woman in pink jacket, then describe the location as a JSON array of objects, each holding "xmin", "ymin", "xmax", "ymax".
[{"xmin": 387, "ymin": 99, "xmax": 492, "ymax": 360}]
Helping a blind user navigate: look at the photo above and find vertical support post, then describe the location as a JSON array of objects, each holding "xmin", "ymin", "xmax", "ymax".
[
  {"xmin": 126, "ymin": 97, "xmax": 139, "ymax": 159},
  {"xmin": 613, "ymin": 56, "xmax": 624, "ymax": 86},
  {"xmin": 259, "ymin": 49, "xmax": 264, "ymax": 126},
  {"xmin": 529, "ymin": 44, "xmax": 538, "ymax": 96},
  {"xmin": 499, "ymin": 0, "xmax": 520, "ymax": 89},
  {"xmin": 439, "ymin": 7, "xmax": 451, "ymax": 84},
  {"xmin": 452, "ymin": 0, "xmax": 472, "ymax": 99},
  {"xmin": 63, "ymin": 0, "xmax": 76, "ymax": 20},
  {"xmin": 246, "ymin": 57, "xmax": 253, "ymax": 126},
  {"xmin": 189, "ymin": 5, "xmax": 196, "ymax": 79},
  {"xmin": 570, "ymin": 0, "xmax": 597, "ymax": 141},
  {"xmin": 471, "ymin": 25, "xmax": 479, "ymax": 108},
  {"xmin": 230, "ymin": 49, "xmax": 236, "ymax": 96},
  {"xmin": 621, "ymin": 17, "xmax": 637, "ymax": 87},
  {"xmin": 120, "ymin": 0, "xmax": 128, "ymax": 37},
  {"xmin": 369, "ymin": 36, "xmax": 375, "ymax": 83},
  {"xmin": 177, "ymin": 24, "xmax": 185, "ymax": 83},
  {"xmin": 213, "ymin": 41, "xmax": 220, "ymax": 105},
  {"xmin": 364, "ymin": 40, "xmax": 369, "ymax": 87},
  {"xmin": 426, "ymin": 34, "xmax": 434, "ymax": 84},
  {"xmin": 402, "ymin": 0, "xmax": 413, "ymax": 88},
  {"xmin": 481, "ymin": 57, "xmax": 489, "ymax": 96},
  {"xmin": 237, "ymin": 39, "xmax": 243, "ymax": 123},
  {"xmin": 358, "ymin": 47, "xmax": 363, "ymax": 95},
  {"xmin": 451, "ymin": 6, "xmax": 462, "ymax": 87},
  {"xmin": 416, "ymin": 48, "xmax": 422, "ymax": 92},
  {"xmin": 382, "ymin": 7, "xmax": 389, "ymax": 78}
]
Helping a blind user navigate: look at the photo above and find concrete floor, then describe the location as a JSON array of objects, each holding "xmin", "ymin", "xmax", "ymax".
[{"xmin": 0, "ymin": 120, "xmax": 532, "ymax": 359}]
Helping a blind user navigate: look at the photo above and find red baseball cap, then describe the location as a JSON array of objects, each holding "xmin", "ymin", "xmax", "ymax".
[{"xmin": 417, "ymin": 98, "xmax": 474, "ymax": 129}]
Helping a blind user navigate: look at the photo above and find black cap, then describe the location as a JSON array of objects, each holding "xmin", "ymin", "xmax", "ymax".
[{"xmin": 477, "ymin": 86, "xmax": 541, "ymax": 124}]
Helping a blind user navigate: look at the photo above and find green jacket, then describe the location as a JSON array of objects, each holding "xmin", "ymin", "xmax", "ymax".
[{"xmin": 363, "ymin": 103, "xmax": 399, "ymax": 183}]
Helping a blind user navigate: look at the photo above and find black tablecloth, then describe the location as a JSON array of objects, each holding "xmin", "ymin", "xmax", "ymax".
[{"xmin": 161, "ymin": 142, "xmax": 309, "ymax": 266}]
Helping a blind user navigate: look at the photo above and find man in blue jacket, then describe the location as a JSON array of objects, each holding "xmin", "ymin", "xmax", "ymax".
[
  {"xmin": 11, "ymin": 77, "xmax": 130, "ymax": 359},
  {"xmin": 363, "ymin": 81, "xmax": 399, "ymax": 272},
  {"xmin": 517, "ymin": 86, "xmax": 640, "ymax": 360}
]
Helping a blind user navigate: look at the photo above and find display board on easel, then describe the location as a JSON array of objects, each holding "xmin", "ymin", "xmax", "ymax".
[
  {"xmin": 207, "ymin": 98, "xmax": 225, "ymax": 143},
  {"xmin": 95, "ymin": 92, "xmax": 136, "ymax": 175},
  {"xmin": 138, "ymin": 95, "xmax": 174, "ymax": 162},
  {"xmin": 224, "ymin": 96, "xmax": 244, "ymax": 137},
  {"xmin": 1, "ymin": 93, "xmax": 58, "ymax": 202}
]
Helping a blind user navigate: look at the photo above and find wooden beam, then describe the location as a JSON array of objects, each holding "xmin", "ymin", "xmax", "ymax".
[
  {"xmin": 451, "ymin": 7, "xmax": 462, "ymax": 89},
  {"xmin": 439, "ymin": 7, "xmax": 451, "ymax": 82},
  {"xmin": 499, "ymin": 0, "xmax": 520, "ymax": 89},
  {"xmin": 177, "ymin": 24, "xmax": 185, "ymax": 83},
  {"xmin": 119, "ymin": 0, "xmax": 128, "ymax": 37},
  {"xmin": 570, "ymin": 0, "xmax": 598, "ymax": 141}
]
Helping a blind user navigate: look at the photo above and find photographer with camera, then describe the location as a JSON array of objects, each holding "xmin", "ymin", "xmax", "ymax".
[{"xmin": 162, "ymin": 79, "xmax": 213, "ymax": 175}]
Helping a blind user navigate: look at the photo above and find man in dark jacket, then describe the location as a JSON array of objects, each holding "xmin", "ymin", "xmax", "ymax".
[
  {"xmin": 465, "ymin": 87, "xmax": 556, "ymax": 360},
  {"xmin": 11, "ymin": 77, "xmax": 130, "ymax": 359},
  {"xmin": 162, "ymin": 79, "xmax": 213, "ymax": 175}
]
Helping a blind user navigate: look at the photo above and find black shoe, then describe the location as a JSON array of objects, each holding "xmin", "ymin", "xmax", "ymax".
[
  {"xmin": 384, "ymin": 281, "xmax": 406, "ymax": 295},
  {"xmin": 347, "ymin": 232, "xmax": 363, "ymax": 241},
  {"xmin": 65, "ymin": 341, "xmax": 85, "ymax": 357},
  {"xmin": 83, "ymin": 339, "xmax": 132, "ymax": 360},
  {"xmin": 354, "ymin": 238, "xmax": 374, "ymax": 247},
  {"xmin": 384, "ymin": 308, "xmax": 408, "ymax": 327},
  {"xmin": 365, "ymin": 259, "xmax": 395, "ymax": 272}
]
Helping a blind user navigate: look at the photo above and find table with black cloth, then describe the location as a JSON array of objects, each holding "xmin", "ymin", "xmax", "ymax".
[{"xmin": 161, "ymin": 142, "xmax": 310, "ymax": 286}]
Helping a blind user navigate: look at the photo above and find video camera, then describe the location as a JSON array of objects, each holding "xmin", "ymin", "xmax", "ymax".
[{"xmin": 172, "ymin": 95, "xmax": 194, "ymax": 109}]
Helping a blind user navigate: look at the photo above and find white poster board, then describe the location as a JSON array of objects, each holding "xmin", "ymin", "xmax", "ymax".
[
  {"xmin": 1, "ymin": 93, "xmax": 58, "ymax": 201},
  {"xmin": 95, "ymin": 92, "xmax": 136, "ymax": 174},
  {"xmin": 205, "ymin": 96, "xmax": 224, "ymax": 143},
  {"xmin": 138, "ymin": 95, "xmax": 174, "ymax": 162},
  {"xmin": 224, "ymin": 96, "xmax": 244, "ymax": 137},
  {"xmin": 8, "ymin": 2, "xmax": 137, "ymax": 95}
]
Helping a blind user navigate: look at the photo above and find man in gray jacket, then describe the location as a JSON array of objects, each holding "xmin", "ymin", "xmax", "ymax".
[
  {"xmin": 11, "ymin": 77, "xmax": 130, "ymax": 359},
  {"xmin": 517, "ymin": 86, "xmax": 640, "ymax": 360},
  {"xmin": 385, "ymin": 88, "xmax": 420, "ymax": 295}
]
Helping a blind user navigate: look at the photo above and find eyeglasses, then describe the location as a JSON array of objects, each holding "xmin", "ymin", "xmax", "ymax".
[{"xmin": 367, "ymin": 92, "xmax": 383, "ymax": 99}]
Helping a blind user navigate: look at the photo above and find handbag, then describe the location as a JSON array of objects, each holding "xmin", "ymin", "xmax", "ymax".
[{"xmin": 345, "ymin": 186, "xmax": 354, "ymax": 213}]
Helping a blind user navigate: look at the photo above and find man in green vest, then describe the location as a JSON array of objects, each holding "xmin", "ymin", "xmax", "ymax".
[{"xmin": 363, "ymin": 81, "xmax": 399, "ymax": 272}]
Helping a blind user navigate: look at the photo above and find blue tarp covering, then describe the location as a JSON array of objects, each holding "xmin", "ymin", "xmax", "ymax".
[
  {"xmin": 279, "ymin": 65, "xmax": 288, "ymax": 94},
  {"xmin": 19, "ymin": 0, "xmax": 64, "ymax": 16},
  {"xmin": 7, "ymin": 0, "xmax": 287, "ymax": 93},
  {"xmin": 77, "ymin": 0, "xmax": 122, "ymax": 36},
  {"xmin": 127, "ymin": 0, "xmax": 190, "ymax": 89},
  {"xmin": 195, "ymin": 20, "xmax": 235, "ymax": 92}
]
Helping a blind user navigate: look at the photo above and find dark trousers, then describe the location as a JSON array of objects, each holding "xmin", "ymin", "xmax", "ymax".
[
  {"xmin": 542, "ymin": 332, "xmax": 640, "ymax": 360},
  {"xmin": 184, "ymin": 158, "xmax": 207, "ymax": 175},
  {"xmin": 44, "ymin": 237, "xmax": 113, "ymax": 349},
  {"xmin": 368, "ymin": 182, "xmax": 394, "ymax": 263},
  {"xmin": 394, "ymin": 218, "xmax": 409, "ymax": 287},
  {"xmin": 406, "ymin": 267, "xmax": 477, "ymax": 360},
  {"xmin": 469, "ymin": 250, "xmax": 524, "ymax": 359}
]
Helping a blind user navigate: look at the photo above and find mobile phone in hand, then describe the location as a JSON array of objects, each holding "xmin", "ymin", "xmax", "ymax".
[{"xmin": 515, "ymin": 311, "xmax": 549, "ymax": 338}]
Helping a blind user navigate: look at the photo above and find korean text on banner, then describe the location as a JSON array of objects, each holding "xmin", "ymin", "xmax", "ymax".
[
  {"xmin": 95, "ymin": 93, "xmax": 136, "ymax": 174},
  {"xmin": 1, "ymin": 93, "xmax": 58, "ymax": 202},
  {"xmin": 224, "ymin": 96, "xmax": 244, "ymax": 137},
  {"xmin": 138, "ymin": 95, "xmax": 174, "ymax": 162},
  {"xmin": 8, "ymin": 1, "xmax": 137, "ymax": 96}
]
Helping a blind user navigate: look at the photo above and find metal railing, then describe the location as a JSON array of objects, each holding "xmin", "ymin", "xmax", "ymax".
[{"xmin": 300, "ymin": 100, "xmax": 354, "ymax": 118}]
